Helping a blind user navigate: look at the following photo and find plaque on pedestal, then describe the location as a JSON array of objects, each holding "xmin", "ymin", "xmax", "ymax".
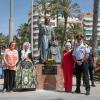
[{"xmin": 42, "ymin": 65, "xmax": 57, "ymax": 75}]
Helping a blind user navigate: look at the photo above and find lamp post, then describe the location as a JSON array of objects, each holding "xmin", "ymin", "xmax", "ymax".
[
  {"xmin": 9, "ymin": 0, "xmax": 14, "ymax": 42},
  {"xmin": 31, "ymin": 0, "xmax": 34, "ymax": 57}
]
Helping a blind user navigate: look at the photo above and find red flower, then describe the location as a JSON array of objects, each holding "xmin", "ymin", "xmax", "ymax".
[{"xmin": 95, "ymin": 66, "xmax": 100, "ymax": 71}]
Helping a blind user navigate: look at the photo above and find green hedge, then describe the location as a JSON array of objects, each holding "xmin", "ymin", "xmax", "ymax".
[
  {"xmin": 94, "ymin": 59, "xmax": 100, "ymax": 82},
  {"xmin": 94, "ymin": 71, "xmax": 100, "ymax": 82}
]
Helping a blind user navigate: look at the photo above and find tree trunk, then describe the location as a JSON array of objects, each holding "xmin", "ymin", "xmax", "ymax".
[
  {"xmin": 44, "ymin": 10, "xmax": 46, "ymax": 20},
  {"xmin": 92, "ymin": 0, "xmax": 99, "ymax": 55},
  {"xmin": 56, "ymin": 11, "xmax": 59, "ymax": 27},
  {"xmin": 61, "ymin": 15, "xmax": 68, "ymax": 53}
]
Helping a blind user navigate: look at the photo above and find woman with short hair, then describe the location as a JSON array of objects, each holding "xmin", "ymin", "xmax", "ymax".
[
  {"xmin": 61, "ymin": 42, "xmax": 74, "ymax": 92},
  {"xmin": 3, "ymin": 41, "xmax": 18, "ymax": 92}
]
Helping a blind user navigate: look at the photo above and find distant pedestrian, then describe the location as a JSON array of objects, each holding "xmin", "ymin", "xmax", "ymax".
[{"xmin": 3, "ymin": 41, "xmax": 18, "ymax": 92}]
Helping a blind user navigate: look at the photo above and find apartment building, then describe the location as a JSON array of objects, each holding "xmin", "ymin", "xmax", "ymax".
[
  {"xmin": 81, "ymin": 13, "xmax": 100, "ymax": 58},
  {"xmin": 82, "ymin": 13, "xmax": 100, "ymax": 41}
]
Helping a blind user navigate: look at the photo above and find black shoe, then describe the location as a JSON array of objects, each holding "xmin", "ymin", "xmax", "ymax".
[
  {"xmin": 75, "ymin": 89, "xmax": 81, "ymax": 93},
  {"xmin": 85, "ymin": 91, "xmax": 90, "ymax": 95},
  {"xmin": 92, "ymin": 84, "xmax": 96, "ymax": 87},
  {"xmin": 91, "ymin": 83, "xmax": 96, "ymax": 87},
  {"xmin": 91, "ymin": 81, "xmax": 96, "ymax": 87}
]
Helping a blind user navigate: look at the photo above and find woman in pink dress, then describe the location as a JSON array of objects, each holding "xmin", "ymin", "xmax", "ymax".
[
  {"xmin": 61, "ymin": 42, "xmax": 74, "ymax": 92},
  {"xmin": 3, "ymin": 41, "xmax": 18, "ymax": 92}
]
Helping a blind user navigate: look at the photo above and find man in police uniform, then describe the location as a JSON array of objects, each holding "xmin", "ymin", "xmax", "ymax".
[
  {"xmin": 83, "ymin": 44, "xmax": 96, "ymax": 87},
  {"xmin": 72, "ymin": 34, "xmax": 90, "ymax": 95}
]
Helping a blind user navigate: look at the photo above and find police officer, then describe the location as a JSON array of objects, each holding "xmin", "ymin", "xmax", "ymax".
[
  {"xmin": 83, "ymin": 44, "xmax": 96, "ymax": 87},
  {"xmin": 72, "ymin": 34, "xmax": 90, "ymax": 95}
]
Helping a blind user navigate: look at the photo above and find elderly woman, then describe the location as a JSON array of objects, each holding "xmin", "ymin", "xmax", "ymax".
[
  {"xmin": 21, "ymin": 42, "xmax": 31, "ymax": 61},
  {"xmin": 61, "ymin": 42, "xmax": 74, "ymax": 92},
  {"xmin": 15, "ymin": 42, "xmax": 37, "ymax": 90}
]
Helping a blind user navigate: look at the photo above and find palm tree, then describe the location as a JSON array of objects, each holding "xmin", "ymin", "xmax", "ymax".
[
  {"xmin": 51, "ymin": 0, "xmax": 60, "ymax": 26},
  {"xmin": 92, "ymin": 0, "xmax": 100, "ymax": 55},
  {"xmin": 54, "ymin": 26, "xmax": 64, "ymax": 45},
  {"xmin": 68, "ymin": 23, "xmax": 82, "ymax": 39},
  {"xmin": 58, "ymin": 0, "xmax": 81, "ymax": 51},
  {"xmin": 0, "ymin": 33, "xmax": 8, "ymax": 48},
  {"xmin": 17, "ymin": 23, "xmax": 30, "ymax": 46},
  {"xmin": 34, "ymin": 0, "xmax": 50, "ymax": 20}
]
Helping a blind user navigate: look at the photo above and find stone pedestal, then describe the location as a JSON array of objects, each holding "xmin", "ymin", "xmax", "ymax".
[{"xmin": 35, "ymin": 64, "xmax": 64, "ymax": 90}]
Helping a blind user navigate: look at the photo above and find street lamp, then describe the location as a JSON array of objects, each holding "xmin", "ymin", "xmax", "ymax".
[{"xmin": 9, "ymin": 0, "xmax": 14, "ymax": 42}]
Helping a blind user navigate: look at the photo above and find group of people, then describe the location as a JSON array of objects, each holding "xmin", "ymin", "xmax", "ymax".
[
  {"xmin": 2, "ymin": 17, "xmax": 96, "ymax": 96},
  {"xmin": 2, "ymin": 41, "xmax": 36, "ymax": 92},
  {"xmin": 61, "ymin": 34, "xmax": 96, "ymax": 95}
]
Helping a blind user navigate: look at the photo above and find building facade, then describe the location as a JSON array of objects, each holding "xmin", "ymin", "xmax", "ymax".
[
  {"xmin": 82, "ymin": 13, "xmax": 100, "ymax": 59},
  {"xmin": 82, "ymin": 13, "xmax": 100, "ymax": 41}
]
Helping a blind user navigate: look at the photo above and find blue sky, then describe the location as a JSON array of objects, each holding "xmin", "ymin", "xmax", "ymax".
[{"xmin": 0, "ymin": 0, "xmax": 99, "ymax": 36}]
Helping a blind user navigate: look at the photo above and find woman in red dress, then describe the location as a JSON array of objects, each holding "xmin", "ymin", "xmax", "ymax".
[{"xmin": 61, "ymin": 42, "xmax": 74, "ymax": 92}]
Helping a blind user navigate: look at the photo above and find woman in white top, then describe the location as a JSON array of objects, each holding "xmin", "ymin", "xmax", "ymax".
[{"xmin": 21, "ymin": 42, "xmax": 31, "ymax": 61}]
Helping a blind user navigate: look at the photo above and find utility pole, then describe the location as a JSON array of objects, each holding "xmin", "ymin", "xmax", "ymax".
[
  {"xmin": 31, "ymin": 0, "xmax": 34, "ymax": 57},
  {"xmin": 9, "ymin": 0, "xmax": 14, "ymax": 42}
]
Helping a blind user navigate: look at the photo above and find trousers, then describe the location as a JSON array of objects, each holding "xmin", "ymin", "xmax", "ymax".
[
  {"xmin": 3, "ymin": 69, "xmax": 16, "ymax": 91},
  {"xmin": 75, "ymin": 60, "xmax": 90, "ymax": 91}
]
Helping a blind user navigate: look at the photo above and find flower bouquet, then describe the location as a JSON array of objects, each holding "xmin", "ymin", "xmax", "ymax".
[{"xmin": 44, "ymin": 59, "xmax": 56, "ymax": 65}]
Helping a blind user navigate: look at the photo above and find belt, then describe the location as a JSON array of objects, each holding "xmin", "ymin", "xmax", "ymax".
[{"xmin": 77, "ymin": 59, "xmax": 83, "ymax": 61}]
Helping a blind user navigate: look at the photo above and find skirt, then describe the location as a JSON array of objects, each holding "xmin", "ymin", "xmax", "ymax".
[{"xmin": 15, "ymin": 60, "xmax": 37, "ymax": 90}]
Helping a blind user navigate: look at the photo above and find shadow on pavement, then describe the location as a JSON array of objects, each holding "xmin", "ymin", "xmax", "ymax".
[
  {"xmin": 56, "ymin": 90, "xmax": 85, "ymax": 95},
  {"xmin": 13, "ymin": 88, "xmax": 36, "ymax": 92}
]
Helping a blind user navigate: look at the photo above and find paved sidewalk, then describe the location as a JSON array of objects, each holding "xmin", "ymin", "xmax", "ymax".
[{"xmin": 0, "ymin": 78, "xmax": 100, "ymax": 100}]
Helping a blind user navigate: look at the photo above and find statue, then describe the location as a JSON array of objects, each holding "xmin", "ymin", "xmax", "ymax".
[
  {"xmin": 48, "ymin": 39, "xmax": 61, "ymax": 63},
  {"xmin": 38, "ymin": 18, "xmax": 55, "ymax": 63}
]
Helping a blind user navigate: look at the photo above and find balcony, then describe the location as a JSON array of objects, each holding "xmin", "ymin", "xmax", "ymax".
[
  {"xmin": 83, "ymin": 17, "xmax": 93, "ymax": 21},
  {"xmin": 34, "ymin": 41, "xmax": 38, "ymax": 45},
  {"xmin": 97, "ymin": 23, "xmax": 100, "ymax": 26},
  {"xmin": 33, "ymin": 18, "xmax": 38, "ymax": 22},
  {"xmin": 97, "ymin": 33, "xmax": 100, "ymax": 35},
  {"xmin": 33, "ymin": 13, "xmax": 38, "ymax": 16},
  {"xmin": 85, "ymin": 33, "xmax": 92, "ymax": 35},
  {"xmin": 86, "ymin": 37, "xmax": 91, "ymax": 40},
  {"xmin": 33, "ymin": 30, "xmax": 39, "ymax": 33},
  {"xmin": 84, "ymin": 27, "xmax": 92, "ymax": 30},
  {"xmin": 33, "ymin": 48, "xmax": 38, "ymax": 51},
  {"xmin": 97, "ymin": 28, "xmax": 100, "ymax": 31},
  {"xmin": 33, "ymin": 25, "xmax": 38, "ymax": 28},
  {"xmin": 33, "ymin": 36, "xmax": 38, "ymax": 39},
  {"xmin": 83, "ymin": 22, "xmax": 93, "ymax": 26}
]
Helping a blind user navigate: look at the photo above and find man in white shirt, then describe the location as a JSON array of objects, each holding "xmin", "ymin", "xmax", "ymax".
[{"xmin": 72, "ymin": 35, "xmax": 90, "ymax": 95}]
